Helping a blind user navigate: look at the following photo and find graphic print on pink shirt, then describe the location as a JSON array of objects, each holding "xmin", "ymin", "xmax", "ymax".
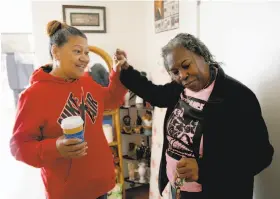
[
  {"xmin": 166, "ymin": 96, "xmax": 205, "ymax": 159},
  {"xmin": 166, "ymin": 79, "xmax": 215, "ymax": 192}
]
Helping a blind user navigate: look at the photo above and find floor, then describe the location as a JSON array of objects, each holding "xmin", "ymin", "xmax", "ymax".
[{"xmin": 125, "ymin": 185, "xmax": 149, "ymax": 199}]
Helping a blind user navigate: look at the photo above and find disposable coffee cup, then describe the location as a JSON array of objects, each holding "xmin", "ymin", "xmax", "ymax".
[{"xmin": 61, "ymin": 116, "xmax": 84, "ymax": 142}]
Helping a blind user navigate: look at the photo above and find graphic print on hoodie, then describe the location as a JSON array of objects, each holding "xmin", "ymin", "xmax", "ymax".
[
  {"xmin": 57, "ymin": 89, "xmax": 98, "ymax": 126},
  {"xmin": 10, "ymin": 65, "xmax": 127, "ymax": 199}
]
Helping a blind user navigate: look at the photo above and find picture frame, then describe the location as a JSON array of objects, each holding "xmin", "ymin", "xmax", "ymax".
[
  {"xmin": 154, "ymin": 0, "xmax": 179, "ymax": 33},
  {"xmin": 62, "ymin": 5, "xmax": 106, "ymax": 33}
]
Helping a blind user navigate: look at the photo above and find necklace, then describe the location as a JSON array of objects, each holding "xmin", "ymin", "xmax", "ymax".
[{"xmin": 174, "ymin": 174, "xmax": 185, "ymax": 199}]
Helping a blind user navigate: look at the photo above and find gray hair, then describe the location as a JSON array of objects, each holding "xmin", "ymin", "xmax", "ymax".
[{"xmin": 161, "ymin": 33, "xmax": 219, "ymax": 70}]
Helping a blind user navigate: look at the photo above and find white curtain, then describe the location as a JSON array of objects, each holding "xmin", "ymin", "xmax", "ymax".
[
  {"xmin": 149, "ymin": 107, "xmax": 172, "ymax": 199},
  {"xmin": 149, "ymin": 63, "xmax": 172, "ymax": 199}
]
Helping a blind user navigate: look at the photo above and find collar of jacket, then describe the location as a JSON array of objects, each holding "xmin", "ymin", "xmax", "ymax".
[{"xmin": 208, "ymin": 64, "xmax": 226, "ymax": 103}]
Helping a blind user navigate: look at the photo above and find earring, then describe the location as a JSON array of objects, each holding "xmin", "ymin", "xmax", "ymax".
[{"xmin": 53, "ymin": 59, "xmax": 60, "ymax": 67}]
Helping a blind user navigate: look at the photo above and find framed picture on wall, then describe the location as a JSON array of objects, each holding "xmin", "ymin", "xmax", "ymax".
[
  {"xmin": 154, "ymin": 0, "xmax": 179, "ymax": 33},
  {"xmin": 62, "ymin": 5, "xmax": 106, "ymax": 33}
]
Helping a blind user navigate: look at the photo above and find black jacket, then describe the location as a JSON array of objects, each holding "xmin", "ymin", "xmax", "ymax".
[{"xmin": 120, "ymin": 65, "xmax": 274, "ymax": 199}]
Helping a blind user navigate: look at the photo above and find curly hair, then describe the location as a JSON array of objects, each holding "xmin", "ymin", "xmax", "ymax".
[{"xmin": 161, "ymin": 33, "xmax": 220, "ymax": 70}]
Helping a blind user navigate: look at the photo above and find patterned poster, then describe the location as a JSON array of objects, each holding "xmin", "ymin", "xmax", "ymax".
[{"xmin": 154, "ymin": 0, "xmax": 179, "ymax": 33}]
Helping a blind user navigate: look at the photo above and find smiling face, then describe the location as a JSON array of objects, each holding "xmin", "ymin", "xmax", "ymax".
[
  {"xmin": 165, "ymin": 46, "xmax": 210, "ymax": 92},
  {"xmin": 52, "ymin": 36, "xmax": 89, "ymax": 79}
]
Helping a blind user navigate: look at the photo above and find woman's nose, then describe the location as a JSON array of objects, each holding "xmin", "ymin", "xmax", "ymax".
[
  {"xmin": 80, "ymin": 54, "xmax": 89, "ymax": 63},
  {"xmin": 179, "ymin": 69, "xmax": 189, "ymax": 81}
]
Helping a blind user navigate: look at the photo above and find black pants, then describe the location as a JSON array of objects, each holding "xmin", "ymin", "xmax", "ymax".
[{"xmin": 171, "ymin": 186, "xmax": 203, "ymax": 199}]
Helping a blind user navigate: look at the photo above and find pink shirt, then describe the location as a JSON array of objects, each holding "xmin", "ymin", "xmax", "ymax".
[{"xmin": 166, "ymin": 79, "xmax": 215, "ymax": 192}]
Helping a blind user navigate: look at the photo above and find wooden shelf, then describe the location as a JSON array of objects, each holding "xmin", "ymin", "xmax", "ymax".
[
  {"xmin": 124, "ymin": 177, "xmax": 149, "ymax": 185},
  {"xmin": 121, "ymin": 132, "xmax": 151, "ymax": 137},
  {"xmin": 104, "ymin": 109, "xmax": 117, "ymax": 115},
  {"xmin": 120, "ymin": 105, "xmax": 153, "ymax": 110},
  {"xmin": 126, "ymin": 185, "xmax": 149, "ymax": 198},
  {"xmin": 122, "ymin": 155, "xmax": 151, "ymax": 162},
  {"xmin": 109, "ymin": 141, "xmax": 118, "ymax": 147},
  {"xmin": 123, "ymin": 155, "xmax": 137, "ymax": 161}
]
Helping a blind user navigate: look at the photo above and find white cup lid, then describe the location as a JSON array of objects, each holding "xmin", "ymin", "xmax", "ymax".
[{"xmin": 61, "ymin": 116, "xmax": 84, "ymax": 129}]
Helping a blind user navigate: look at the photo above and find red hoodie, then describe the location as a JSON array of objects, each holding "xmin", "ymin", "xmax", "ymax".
[{"xmin": 10, "ymin": 66, "xmax": 127, "ymax": 199}]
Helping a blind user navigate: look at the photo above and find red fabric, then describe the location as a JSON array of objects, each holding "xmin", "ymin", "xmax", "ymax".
[{"xmin": 10, "ymin": 66, "xmax": 127, "ymax": 199}]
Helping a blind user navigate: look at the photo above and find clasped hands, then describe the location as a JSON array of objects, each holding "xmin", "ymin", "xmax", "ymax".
[{"xmin": 113, "ymin": 49, "xmax": 129, "ymax": 72}]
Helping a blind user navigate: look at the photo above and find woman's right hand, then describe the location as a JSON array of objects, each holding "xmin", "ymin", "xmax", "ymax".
[
  {"xmin": 114, "ymin": 49, "xmax": 130, "ymax": 71},
  {"xmin": 56, "ymin": 136, "xmax": 88, "ymax": 158}
]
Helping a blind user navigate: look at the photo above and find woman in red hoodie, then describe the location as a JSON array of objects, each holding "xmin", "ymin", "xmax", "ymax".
[{"xmin": 10, "ymin": 20, "xmax": 127, "ymax": 199}]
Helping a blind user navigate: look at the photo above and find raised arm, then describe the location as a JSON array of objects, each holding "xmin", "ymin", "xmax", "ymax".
[
  {"xmin": 120, "ymin": 66, "xmax": 183, "ymax": 108},
  {"xmin": 103, "ymin": 70, "xmax": 128, "ymax": 110}
]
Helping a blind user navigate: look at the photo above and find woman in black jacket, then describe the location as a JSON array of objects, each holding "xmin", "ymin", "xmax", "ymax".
[{"xmin": 116, "ymin": 33, "xmax": 274, "ymax": 199}]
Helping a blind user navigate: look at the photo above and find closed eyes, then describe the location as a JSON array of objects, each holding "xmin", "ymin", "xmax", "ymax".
[{"xmin": 170, "ymin": 65, "xmax": 190, "ymax": 76}]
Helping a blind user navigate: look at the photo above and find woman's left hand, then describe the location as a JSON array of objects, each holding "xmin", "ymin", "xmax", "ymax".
[{"xmin": 176, "ymin": 157, "xmax": 199, "ymax": 182}]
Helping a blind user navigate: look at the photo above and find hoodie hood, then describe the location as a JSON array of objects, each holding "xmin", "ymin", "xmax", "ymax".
[{"xmin": 30, "ymin": 64, "xmax": 78, "ymax": 85}]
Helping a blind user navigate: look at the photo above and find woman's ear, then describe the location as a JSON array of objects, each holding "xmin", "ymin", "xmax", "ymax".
[{"xmin": 51, "ymin": 45, "xmax": 60, "ymax": 60}]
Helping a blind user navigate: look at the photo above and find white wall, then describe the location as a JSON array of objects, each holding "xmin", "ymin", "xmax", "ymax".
[
  {"xmin": 32, "ymin": 1, "xmax": 148, "ymax": 70},
  {"xmin": 200, "ymin": 2, "xmax": 280, "ymax": 199},
  {"xmin": 145, "ymin": 0, "xmax": 198, "ymax": 83},
  {"xmin": 0, "ymin": 0, "xmax": 32, "ymax": 33}
]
